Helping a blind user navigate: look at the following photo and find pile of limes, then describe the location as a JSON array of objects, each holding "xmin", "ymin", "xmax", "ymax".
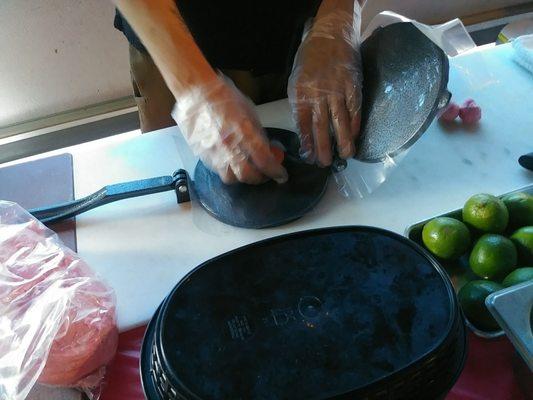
[{"xmin": 421, "ymin": 192, "xmax": 533, "ymax": 331}]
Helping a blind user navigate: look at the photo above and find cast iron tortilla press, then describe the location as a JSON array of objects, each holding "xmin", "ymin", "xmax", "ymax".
[
  {"xmin": 29, "ymin": 22, "xmax": 450, "ymax": 229},
  {"xmin": 140, "ymin": 227, "xmax": 467, "ymax": 399},
  {"xmin": 30, "ymin": 127, "xmax": 329, "ymax": 229}
]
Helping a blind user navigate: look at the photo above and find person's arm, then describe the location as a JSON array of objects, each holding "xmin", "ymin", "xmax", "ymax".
[
  {"xmin": 317, "ymin": 0, "xmax": 365, "ymax": 19},
  {"xmin": 288, "ymin": 0, "xmax": 366, "ymax": 167},
  {"xmin": 114, "ymin": 0, "xmax": 215, "ymax": 94},
  {"xmin": 113, "ymin": 0, "xmax": 287, "ymax": 184}
]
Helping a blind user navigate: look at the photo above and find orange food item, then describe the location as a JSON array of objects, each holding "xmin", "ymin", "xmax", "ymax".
[{"xmin": 270, "ymin": 145, "xmax": 285, "ymax": 163}]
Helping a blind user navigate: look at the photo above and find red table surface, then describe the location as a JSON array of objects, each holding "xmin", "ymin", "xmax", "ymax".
[{"xmin": 101, "ymin": 327, "xmax": 531, "ymax": 400}]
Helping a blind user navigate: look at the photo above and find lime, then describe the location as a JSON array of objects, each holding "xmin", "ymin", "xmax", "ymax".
[
  {"xmin": 463, "ymin": 194, "xmax": 508, "ymax": 233},
  {"xmin": 502, "ymin": 192, "xmax": 533, "ymax": 229},
  {"xmin": 502, "ymin": 267, "xmax": 533, "ymax": 287},
  {"xmin": 422, "ymin": 217, "xmax": 471, "ymax": 259},
  {"xmin": 458, "ymin": 280, "xmax": 503, "ymax": 331},
  {"xmin": 510, "ymin": 226, "xmax": 533, "ymax": 265},
  {"xmin": 469, "ymin": 234, "xmax": 517, "ymax": 280}
]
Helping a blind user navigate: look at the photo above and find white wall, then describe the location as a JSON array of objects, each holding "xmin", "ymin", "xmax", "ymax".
[
  {"xmin": 0, "ymin": 0, "xmax": 131, "ymax": 127},
  {"xmin": 362, "ymin": 0, "xmax": 528, "ymax": 27},
  {"xmin": 0, "ymin": 0, "xmax": 528, "ymax": 128}
]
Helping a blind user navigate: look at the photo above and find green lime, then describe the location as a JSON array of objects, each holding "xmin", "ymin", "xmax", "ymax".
[
  {"xmin": 458, "ymin": 280, "xmax": 503, "ymax": 331},
  {"xmin": 469, "ymin": 234, "xmax": 517, "ymax": 280},
  {"xmin": 510, "ymin": 226, "xmax": 533, "ymax": 265},
  {"xmin": 502, "ymin": 192, "xmax": 533, "ymax": 229},
  {"xmin": 422, "ymin": 217, "xmax": 471, "ymax": 260},
  {"xmin": 463, "ymin": 193, "xmax": 509, "ymax": 233},
  {"xmin": 502, "ymin": 267, "xmax": 533, "ymax": 287}
]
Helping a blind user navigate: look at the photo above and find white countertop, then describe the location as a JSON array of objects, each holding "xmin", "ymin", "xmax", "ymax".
[{"xmin": 3, "ymin": 43, "xmax": 532, "ymax": 332}]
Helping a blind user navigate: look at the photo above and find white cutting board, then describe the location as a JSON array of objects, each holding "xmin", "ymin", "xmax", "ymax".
[{"xmin": 73, "ymin": 44, "xmax": 532, "ymax": 331}]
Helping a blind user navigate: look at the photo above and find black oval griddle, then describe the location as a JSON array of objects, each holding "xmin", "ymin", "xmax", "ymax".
[{"xmin": 141, "ymin": 227, "xmax": 467, "ymax": 399}]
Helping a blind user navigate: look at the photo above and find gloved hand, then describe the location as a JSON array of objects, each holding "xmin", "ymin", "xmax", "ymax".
[
  {"xmin": 172, "ymin": 74, "xmax": 288, "ymax": 184},
  {"xmin": 288, "ymin": 3, "xmax": 363, "ymax": 167}
]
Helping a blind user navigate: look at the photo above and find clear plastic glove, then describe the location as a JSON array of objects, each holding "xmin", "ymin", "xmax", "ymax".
[
  {"xmin": 172, "ymin": 75, "xmax": 288, "ymax": 185},
  {"xmin": 288, "ymin": 3, "xmax": 363, "ymax": 166}
]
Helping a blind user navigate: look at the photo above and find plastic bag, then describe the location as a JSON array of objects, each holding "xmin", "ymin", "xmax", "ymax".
[
  {"xmin": 0, "ymin": 201, "xmax": 118, "ymax": 400},
  {"xmin": 362, "ymin": 11, "xmax": 476, "ymax": 57}
]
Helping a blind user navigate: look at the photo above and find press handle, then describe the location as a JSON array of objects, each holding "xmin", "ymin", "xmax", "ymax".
[{"xmin": 30, "ymin": 171, "xmax": 190, "ymax": 224}]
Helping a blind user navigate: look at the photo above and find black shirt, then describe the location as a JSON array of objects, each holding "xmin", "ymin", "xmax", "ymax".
[{"xmin": 114, "ymin": 1, "xmax": 321, "ymax": 75}]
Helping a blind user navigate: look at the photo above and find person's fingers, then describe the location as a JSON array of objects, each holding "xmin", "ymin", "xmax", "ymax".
[
  {"xmin": 219, "ymin": 113, "xmax": 241, "ymax": 151},
  {"xmin": 351, "ymin": 111, "xmax": 361, "ymax": 152},
  {"xmin": 216, "ymin": 163, "xmax": 238, "ymax": 184},
  {"xmin": 312, "ymin": 99, "xmax": 332, "ymax": 167},
  {"xmin": 229, "ymin": 157, "xmax": 266, "ymax": 185},
  {"xmin": 329, "ymin": 95, "xmax": 354, "ymax": 158},
  {"xmin": 238, "ymin": 121, "xmax": 288, "ymax": 184},
  {"xmin": 218, "ymin": 122, "xmax": 266, "ymax": 185},
  {"xmin": 220, "ymin": 129, "xmax": 238, "ymax": 149},
  {"xmin": 247, "ymin": 143, "xmax": 288, "ymax": 184},
  {"xmin": 293, "ymin": 104, "xmax": 315, "ymax": 162},
  {"xmin": 346, "ymin": 85, "xmax": 362, "ymax": 149},
  {"xmin": 270, "ymin": 145, "xmax": 285, "ymax": 163}
]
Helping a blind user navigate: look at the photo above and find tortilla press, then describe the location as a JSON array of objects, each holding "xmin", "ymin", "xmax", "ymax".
[
  {"xmin": 29, "ymin": 128, "xmax": 329, "ymax": 229},
  {"xmin": 29, "ymin": 22, "xmax": 450, "ymax": 228},
  {"xmin": 140, "ymin": 227, "xmax": 467, "ymax": 399}
]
